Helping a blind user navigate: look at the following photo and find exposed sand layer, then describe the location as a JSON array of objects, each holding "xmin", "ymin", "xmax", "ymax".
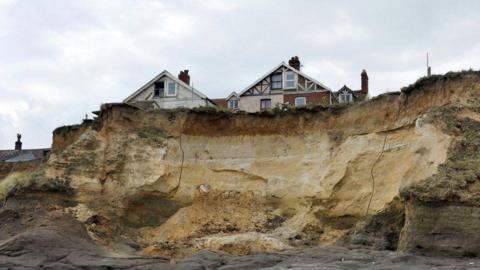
[{"xmin": 2, "ymin": 71, "xmax": 480, "ymax": 267}]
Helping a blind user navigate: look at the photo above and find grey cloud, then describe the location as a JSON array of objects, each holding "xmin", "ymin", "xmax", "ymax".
[{"xmin": 0, "ymin": 0, "xmax": 479, "ymax": 148}]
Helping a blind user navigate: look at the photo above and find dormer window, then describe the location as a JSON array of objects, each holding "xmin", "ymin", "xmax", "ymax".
[
  {"xmin": 154, "ymin": 81, "xmax": 164, "ymax": 97},
  {"xmin": 228, "ymin": 99, "xmax": 239, "ymax": 109},
  {"xmin": 167, "ymin": 81, "xmax": 177, "ymax": 96},
  {"xmin": 284, "ymin": 71, "xmax": 297, "ymax": 89},
  {"xmin": 271, "ymin": 73, "xmax": 282, "ymax": 89}
]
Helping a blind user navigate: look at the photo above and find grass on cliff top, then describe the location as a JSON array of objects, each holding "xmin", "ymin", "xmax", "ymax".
[
  {"xmin": 0, "ymin": 167, "xmax": 71, "ymax": 201},
  {"xmin": 137, "ymin": 127, "xmax": 168, "ymax": 145},
  {"xmin": 147, "ymin": 102, "xmax": 346, "ymax": 118},
  {"xmin": 401, "ymin": 69, "xmax": 480, "ymax": 94}
]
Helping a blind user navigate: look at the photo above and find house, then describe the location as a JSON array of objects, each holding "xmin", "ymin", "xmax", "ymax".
[
  {"xmin": 332, "ymin": 70, "xmax": 369, "ymax": 104},
  {"xmin": 214, "ymin": 56, "xmax": 333, "ymax": 112},
  {"xmin": 0, "ymin": 134, "xmax": 49, "ymax": 163},
  {"xmin": 123, "ymin": 70, "xmax": 216, "ymax": 109},
  {"xmin": 124, "ymin": 60, "xmax": 369, "ymax": 112}
]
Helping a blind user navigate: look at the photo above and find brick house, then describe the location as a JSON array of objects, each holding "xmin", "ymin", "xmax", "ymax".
[{"xmin": 213, "ymin": 57, "xmax": 332, "ymax": 112}]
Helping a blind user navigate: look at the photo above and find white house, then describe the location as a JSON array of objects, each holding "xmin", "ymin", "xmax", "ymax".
[{"xmin": 123, "ymin": 70, "xmax": 215, "ymax": 109}]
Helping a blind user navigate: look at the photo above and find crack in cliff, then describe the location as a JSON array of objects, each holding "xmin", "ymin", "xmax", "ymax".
[
  {"xmin": 366, "ymin": 133, "xmax": 388, "ymax": 216},
  {"xmin": 168, "ymin": 134, "xmax": 185, "ymax": 197}
]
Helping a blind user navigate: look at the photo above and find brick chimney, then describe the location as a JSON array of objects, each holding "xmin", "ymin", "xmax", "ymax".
[
  {"xmin": 288, "ymin": 56, "xmax": 301, "ymax": 70},
  {"xmin": 178, "ymin": 70, "xmax": 190, "ymax": 85},
  {"xmin": 15, "ymin": 133, "xmax": 22, "ymax": 151},
  {"xmin": 361, "ymin": 69, "xmax": 369, "ymax": 94}
]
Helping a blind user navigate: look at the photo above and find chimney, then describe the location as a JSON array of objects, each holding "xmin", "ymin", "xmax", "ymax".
[
  {"xmin": 15, "ymin": 133, "xmax": 22, "ymax": 151},
  {"xmin": 288, "ymin": 56, "xmax": 301, "ymax": 70},
  {"xmin": 178, "ymin": 70, "xmax": 190, "ymax": 85},
  {"xmin": 361, "ymin": 69, "xmax": 369, "ymax": 94}
]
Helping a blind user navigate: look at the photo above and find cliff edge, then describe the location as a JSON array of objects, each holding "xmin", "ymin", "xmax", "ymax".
[{"xmin": 2, "ymin": 70, "xmax": 480, "ymax": 267}]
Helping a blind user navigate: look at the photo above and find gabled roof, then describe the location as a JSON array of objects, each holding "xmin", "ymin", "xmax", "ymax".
[
  {"xmin": 210, "ymin": 98, "xmax": 226, "ymax": 108},
  {"xmin": 238, "ymin": 62, "xmax": 332, "ymax": 96},
  {"xmin": 335, "ymin": 85, "xmax": 354, "ymax": 95},
  {"xmin": 123, "ymin": 70, "xmax": 209, "ymax": 103},
  {"xmin": 226, "ymin": 91, "xmax": 239, "ymax": 100},
  {"xmin": 333, "ymin": 85, "xmax": 367, "ymax": 101}
]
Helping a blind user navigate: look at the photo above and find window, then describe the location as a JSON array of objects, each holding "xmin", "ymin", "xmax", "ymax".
[
  {"xmin": 154, "ymin": 81, "xmax": 164, "ymax": 97},
  {"xmin": 167, "ymin": 81, "xmax": 176, "ymax": 96},
  {"xmin": 228, "ymin": 99, "xmax": 239, "ymax": 109},
  {"xmin": 295, "ymin": 97, "xmax": 306, "ymax": 107},
  {"xmin": 271, "ymin": 73, "xmax": 282, "ymax": 89},
  {"xmin": 284, "ymin": 71, "xmax": 297, "ymax": 89},
  {"xmin": 260, "ymin": 99, "xmax": 272, "ymax": 111},
  {"xmin": 339, "ymin": 93, "xmax": 353, "ymax": 103}
]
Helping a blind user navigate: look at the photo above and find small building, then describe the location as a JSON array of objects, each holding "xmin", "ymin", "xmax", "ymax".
[
  {"xmin": 123, "ymin": 70, "xmax": 216, "ymax": 109},
  {"xmin": 214, "ymin": 57, "xmax": 332, "ymax": 112},
  {"xmin": 0, "ymin": 134, "xmax": 49, "ymax": 163},
  {"xmin": 332, "ymin": 70, "xmax": 369, "ymax": 104}
]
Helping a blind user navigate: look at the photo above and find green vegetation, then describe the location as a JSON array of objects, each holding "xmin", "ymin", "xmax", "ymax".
[
  {"xmin": 401, "ymin": 69, "xmax": 480, "ymax": 94},
  {"xmin": 0, "ymin": 167, "xmax": 71, "ymax": 201},
  {"xmin": 137, "ymin": 127, "xmax": 169, "ymax": 145}
]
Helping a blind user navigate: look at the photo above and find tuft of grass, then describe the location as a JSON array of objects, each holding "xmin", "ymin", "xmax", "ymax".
[
  {"xmin": 0, "ymin": 167, "xmax": 71, "ymax": 201},
  {"xmin": 137, "ymin": 127, "xmax": 169, "ymax": 145}
]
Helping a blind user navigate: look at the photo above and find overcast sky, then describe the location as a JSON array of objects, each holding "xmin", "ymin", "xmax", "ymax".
[{"xmin": 1, "ymin": 0, "xmax": 479, "ymax": 149}]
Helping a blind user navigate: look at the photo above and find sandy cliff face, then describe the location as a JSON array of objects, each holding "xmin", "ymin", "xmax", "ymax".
[{"xmin": 4, "ymin": 71, "xmax": 480, "ymax": 260}]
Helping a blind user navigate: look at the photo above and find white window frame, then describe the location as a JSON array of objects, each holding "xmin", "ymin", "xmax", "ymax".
[
  {"xmin": 271, "ymin": 73, "xmax": 283, "ymax": 89},
  {"xmin": 260, "ymin": 99, "xmax": 272, "ymax": 111},
  {"xmin": 347, "ymin": 93, "xmax": 353, "ymax": 103},
  {"xmin": 339, "ymin": 92, "xmax": 353, "ymax": 103},
  {"xmin": 228, "ymin": 99, "xmax": 239, "ymax": 109},
  {"xmin": 284, "ymin": 71, "xmax": 297, "ymax": 89},
  {"xmin": 166, "ymin": 81, "xmax": 177, "ymax": 96},
  {"xmin": 295, "ymin": 97, "xmax": 306, "ymax": 107}
]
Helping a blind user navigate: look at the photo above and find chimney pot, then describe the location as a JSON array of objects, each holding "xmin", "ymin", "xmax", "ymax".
[
  {"xmin": 288, "ymin": 56, "xmax": 301, "ymax": 70},
  {"xmin": 361, "ymin": 69, "xmax": 369, "ymax": 94},
  {"xmin": 178, "ymin": 70, "xmax": 190, "ymax": 85},
  {"xmin": 15, "ymin": 133, "xmax": 22, "ymax": 151}
]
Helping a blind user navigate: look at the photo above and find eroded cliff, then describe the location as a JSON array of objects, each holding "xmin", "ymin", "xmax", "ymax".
[{"xmin": 3, "ymin": 71, "xmax": 480, "ymax": 265}]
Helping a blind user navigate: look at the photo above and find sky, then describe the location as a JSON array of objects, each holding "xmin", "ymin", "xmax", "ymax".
[{"xmin": 1, "ymin": 0, "xmax": 480, "ymax": 149}]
